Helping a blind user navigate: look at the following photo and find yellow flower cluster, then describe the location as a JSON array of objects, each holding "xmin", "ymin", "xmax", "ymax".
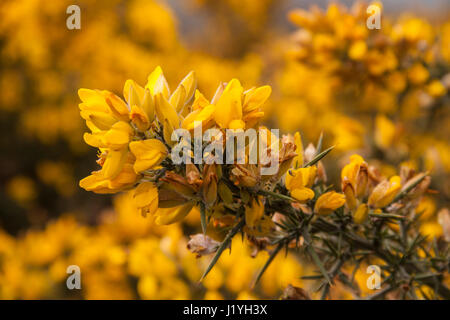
[
  {"xmin": 275, "ymin": 2, "xmax": 450, "ymax": 183},
  {"xmin": 79, "ymin": 68, "xmax": 450, "ymax": 299},
  {"xmin": 0, "ymin": 193, "xmax": 303, "ymax": 299},
  {"xmin": 1, "ymin": 0, "xmax": 449, "ymax": 300},
  {"xmin": 79, "ymin": 67, "xmax": 275, "ymax": 227}
]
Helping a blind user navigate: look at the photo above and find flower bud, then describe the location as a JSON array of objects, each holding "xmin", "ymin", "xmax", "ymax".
[
  {"xmin": 342, "ymin": 179, "xmax": 357, "ymax": 210},
  {"xmin": 161, "ymin": 171, "xmax": 197, "ymax": 198},
  {"xmin": 368, "ymin": 176, "xmax": 402, "ymax": 209},
  {"xmin": 230, "ymin": 164, "xmax": 259, "ymax": 187},
  {"xmin": 202, "ymin": 164, "xmax": 218, "ymax": 207},
  {"xmin": 314, "ymin": 191, "xmax": 346, "ymax": 216},
  {"xmin": 130, "ymin": 105, "xmax": 150, "ymax": 131},
  {"xmin": 218, "ymin": 181, "xmax": 233, "ymax": 204},
  {"xmin": 353, "ymin": 203, "xmax": 369, "ymax": 224},
  {"xmin": 154, "ymin": 202, "xmax": 195, "ymax": 225},
  {"xmin": 187, "ymin": 234, "xmax": 220, "ymax": 258},
  {"xmin": 133, "ymin": 182, "xmax": 159, "ymax": 217}
]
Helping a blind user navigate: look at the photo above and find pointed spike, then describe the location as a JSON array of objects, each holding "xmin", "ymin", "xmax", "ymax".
[
  {"xmin": 303, "ymin": 146, "xmax": 334, "ymax": 168},
  {"xmin": 253, "ymin": 242, "xmax": 284, "ymax": 287},
  {"xmin": 200, "ymin": 219, "xmax": 245, "ymax": 281},
  {"xmin": 200, "ymin": 203, "xmax": 207, "ymax": 235},
  {"xmin": 316, "ymin": 131, "xmax": 324, "ymax": 155}
]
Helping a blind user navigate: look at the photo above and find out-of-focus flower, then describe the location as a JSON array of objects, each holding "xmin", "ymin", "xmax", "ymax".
[
  {"xmin": 353, "ymin": 203, "xmax": 369, "ymax": 224},
  {"xmin": 314, "ymin": 191, "xmax": 346, "ymax": 216},
  {"xmin": 187, "ymin": 234, "xmax": 220, "ymax": 258},
  {"xmin": 374, "ymin": 114, "xmax": 396, "ymax": 150},
  {"xmin": 368, "ymin": 176, "xmax": 402, "ymax": 209},
  {"xmin": 438, "ymin": 209, "xmax": 450, "ymax": 242},
  {"xmin": 153, "ymin": 202, "xmax": 196, "ymax": 226},
  {"xmin": 281, "ymin": 284, "xmax": 311, "ymax": 300},
  {"xmin": 341, "ymin": 154, "xmax": 369, "ymax": 210},
  {"xmin": 6, "ymin": 176, "xmax": 37, "ymax": 205},
  {"xmin": 244, "ymin": 197, "xmax": 274, "ymax": 236}
]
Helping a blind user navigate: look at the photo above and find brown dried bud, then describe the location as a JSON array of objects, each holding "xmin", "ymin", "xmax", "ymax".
[
  {"xmin": 247, "ymin": 236, "xmax": 271, "ymax": 258},
  {"xmin": 281, "ymin": 285, "xmax": 311, "ymax": 300},
  {"xmin": 202, "ymin": 164, "xmax": 218, "ymax": 207},
  {"xmin": 187, "ymin": 234, "xmax": 220, "ymax": 258},
  {"xmin": 161, "ymin": 171, "xmax": 198, "ymax": 197},
  {"xmin": 158, "ymin": 187, "xmax": 187, "ymax": 208},
  {"xmin": 303, "ymin": 143, "xmax": 316, "ymax": 163},
  {"xmin": 217, "ymin": 181, "xmax": 233, "ymax": 204},
  {"xmin": 276, "ymin": 135, "xmax": 298, "ymax": 180},
  {"xmin": 368, "ymin": 165, "xmax": 382, "ymax": 186},
  {"xmin": 230, "ymin": 164, "xmax": 260, "ymax": 187},
  {"xmin": 400, "ymin": 163, "xmax": 416, "ymax": 184},
  {"xmin": 438, "ymin": 208, "xmax": 450, "ymax": 242},
  {"xmin": 186, "ymin": 164, "xmax": 202, "ymax": 189},
  {"xmin": 317, "ymin": 160, "xmax": 327, "ymax": 183}
]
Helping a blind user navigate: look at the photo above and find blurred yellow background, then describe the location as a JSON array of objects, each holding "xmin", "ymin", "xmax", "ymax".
[{"xmin": 0, "ymin": 0, "xmax": 448, "ymax": 299}]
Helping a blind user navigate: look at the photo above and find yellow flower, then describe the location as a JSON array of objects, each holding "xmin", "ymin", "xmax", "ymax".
[
  {"xmin": 341, "ymin": 154, "xmax": 368, "ymax": 209},
  {"xmin": 6, "ymin": 176, "xmax": 36, "ymax": 204},
  {"xmin": 79, "ymin": 96, "xmax": 117, "ymax": 131},
  {"xmin": 353, "ymin": 203, "xmax": 369, "ymax": 224},
  {"xmin": 245, "ymin": 197, "xmax": 264, "ymax": 228},
  {"xmin": 170, "ymin": 73, "xmax": 195, "ymax": 113},
  {"xmin": 100, "ymin": 148, "xmax": 129, "ymax": 180},
  {"xmin": 244, "ymin": 197, "xmax": 275, "ymax": 237},
  {"xmin": 146, "ymin": 66, "xmax": 170, "ymax": 98},
  {"xmin": 314, "ymin": 191, "xmax": 346, "ymax": 216},
  {"xmin": 181, "ymin": 93, "xmax": 215, "ymax": 131},
  {"xmin": 154, "ymin": 202, "xmax": 195, "ymax": 225},
  {"xmin": 244, "ymin": 197, "xmax": 274, "ymax": 237},
  {"xmin": 133, "ymin": 182, "xmax": 159, "ymax": 217},
  {"xmin": 426, "ymin": 80, "xmax": 447, "ymax": 97},
  {"xmin": 285, "ymin": 166, "xmax": 316, "ymax": 202},
  {"xmin": 290, "ymin": 188, "xmax": 315, "ymax": 203},
  {"xmin": 408, "ymin": 63, "xmax": 430, "ymax": 85},
  {"xmin": 342, "ymin": 180, "xmax": 357, "ymax": 210},
  {"xmin": 84, "ymin": 121, "xmax": 134, "ymax": 151},
  {"xmin": 213, "ymin": 79, "xmax": 269, "ymax": 129},
  {"xmin": 105, "ymin": 91, "xmax": 131, "ymax": 122},
  {"xmin": 292, "ymin": 132, "xmax": 303, "ymax": 169},
  {"xmin": 129, "ymin": 139, "xmax": 168, "ymax": 173},
  {"xmin": 374, "ymin": 114, "xmax": 396, "ymax": 150},
  {"xmin": 416, "ymin": 196, "xmax": 436, "ymax": 221},
  {"xmin": 123, "ymin": 66, "xmax": 197, "ymax": 142},
  {"xmin": 386, "ymin": 71, "xmax": 407, "ymax": 93},
  {"xmin": 124, "ymin": 79, "xmax": 145, "ymax": 109},
  {"xmin": 420, "ymin": 222, "xmax": 443, "ymax": 238},
  {"xmin": 214, "ymin": 79, "xmax": 244, "ymax": 129},
  {"xmin": 241, "ymin": 85, "xmax": 271, "ymax": 128},
  {"xmin": 130, "ymin": 105, "xmax": 151, "ymax": 132},
  {"xmin": 348, "ymin": 40, "xmax": 367, "ymax": 60},
  {"xmin": 246, "ymin": 215, "xmax": 274, "ymax": 237},
  {"xmin": 79, "ymin": 162, "xmax": 139, "ymax": 194},
  {"xmin": 341, "ymin": 155, "xmax": 365, "ymax": 185},
  {"xmin": 286, "ymin": 166, "xmax": 316, "ymax": 189},
  {"xmin": 368, "ymin": 176, "xmax": 402, "ymax": 208},
  {"xmin": 123, "ymin": 78, "xmax": 156, "ymax": 126}
]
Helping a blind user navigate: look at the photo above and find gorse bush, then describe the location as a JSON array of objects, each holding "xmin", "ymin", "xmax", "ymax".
[
  {"xmin": 0, "ymin": 1, "xmax": 449, "ymax": 300},
  {"xmin": 78, "ymin": 65, "xmax": 450, "ymax": 299}
]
